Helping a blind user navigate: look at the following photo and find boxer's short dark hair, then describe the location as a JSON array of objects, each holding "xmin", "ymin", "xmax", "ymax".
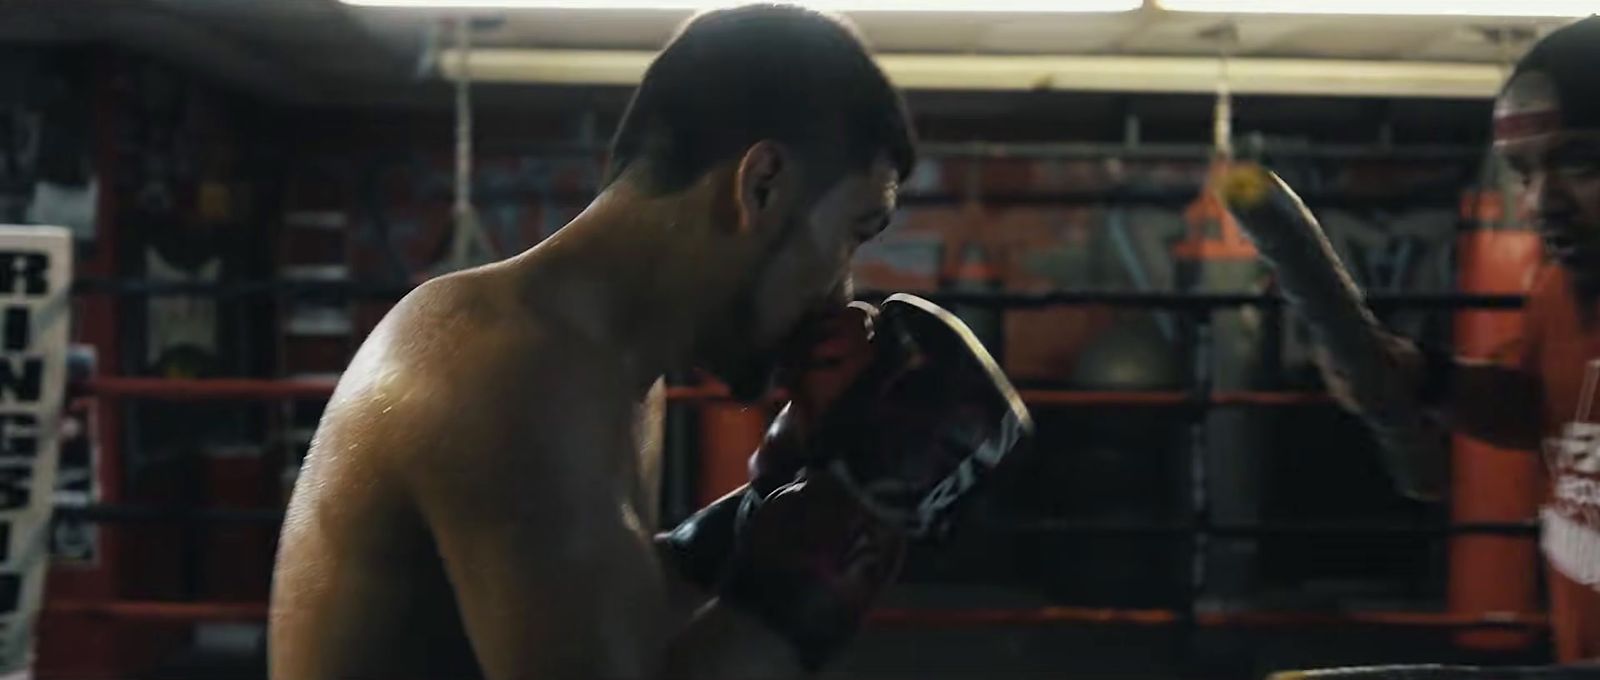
[{"xmin": 605, "ymin": 4, "xmax": 916, "ymax": 195}]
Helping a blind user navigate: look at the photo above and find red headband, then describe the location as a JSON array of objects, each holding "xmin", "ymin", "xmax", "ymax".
[{"xmin": 1494, "ymin": 109, "xmax": 1562, "ymax": 141}]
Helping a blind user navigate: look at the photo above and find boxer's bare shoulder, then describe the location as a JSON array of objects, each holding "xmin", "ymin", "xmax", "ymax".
[
  {"xmin": 269, "ymin": 270, "xmax": 532, "ymax": 677},
  {"xmin": 271, "ymin": 267, "xmax": 665, "ymax": 680}
]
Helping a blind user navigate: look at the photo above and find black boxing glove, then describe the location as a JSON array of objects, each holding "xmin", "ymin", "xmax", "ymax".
[
  {"xmin": 717, "ymin": 472, "xmax": 907, "ymax": 672},
  {"xmin": 755, "ymin": 294, "xmax": 1034, "ymax": 535},
  {"xmin": 655, "ymin": 303, "xmax": 878, "ymax": 593},
  {"xmin": 654, "ymin": 486, "xmax": 758, "ymax": 591},
  {"xmin": 810, "ymin": 293, "xmax": 1033, "ymax": 537},
  {"xmin": 718, "ymin": 295, "xmax": 1033, "ymax": 670},
  {"xmin": 659, "ymin": 295, "xmax": 1033, "ymax": 670},
  {"xmin": 655, "ymin": 475, "xmax": 899, "ymax": 673}
]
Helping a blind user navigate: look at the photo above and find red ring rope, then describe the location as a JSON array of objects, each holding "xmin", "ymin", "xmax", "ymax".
[
  {"xmin": 43, "ymin": 600, "xmax": 1543, "ymax": 630},
  {"xmin": 81, "ymin": 378, "xmax": 1332, "ymax": 407}
]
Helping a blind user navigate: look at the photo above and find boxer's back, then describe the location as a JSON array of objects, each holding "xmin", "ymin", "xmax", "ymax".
[
  {"xmin": 270, "ymin": 428, "xmax": 481, "ymax": 679},
  {"xmin": 269, "ymin": 269, "xmax": 590, "ymax": 680}
]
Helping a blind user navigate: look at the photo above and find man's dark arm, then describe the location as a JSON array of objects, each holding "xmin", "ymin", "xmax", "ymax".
[
  {"xmin": 1431, "ymin": 354, "xmax": 1545, "ymax": 451},
  {"xmin": 1318, "ymin": 339, "xmax": 1544, "ymax": 451}
]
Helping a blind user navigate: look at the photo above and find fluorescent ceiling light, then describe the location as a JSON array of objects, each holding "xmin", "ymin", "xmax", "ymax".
[
  {"xmin": 340, "ymin": 0, "xmax": 1143, "ymax": 11},
  {"xmin": 1157, "ymin": 0, "xmax": 1593, "ymax": 17},
  {"xmin": 439, "ymin": 48, "xmax": 1506, "ymax": 98}
]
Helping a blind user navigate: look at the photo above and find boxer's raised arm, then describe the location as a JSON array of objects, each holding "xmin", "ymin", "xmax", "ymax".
[
  {"xmin": 405, "ymin": 366, "xmax": 810, "ymax": 680},
  {"xmin": 1317, "ymin": 340, "xmax": 1544, "ymax": 452},
  {"xmin": 414, "ymin": 293, "xmax": 1029, "ymax": 678}
]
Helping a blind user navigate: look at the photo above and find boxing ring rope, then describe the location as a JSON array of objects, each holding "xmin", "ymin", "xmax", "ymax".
[
  {"xmin": 868, "ymin": 608, "xmax": 1548, "ymax": 630},
  {"xmin": 38, "ymin": 599, "xmax": 1546, "ymax": 630},
  {"xmin": 46, "ymin": 601, "xmax": 269, "ymax": 624},
  {"xmin": 73, "ymin": 279, "xmax": 1525, "ymax": 311},
  {"xmin": 53, "ymin": 284, "xmax": 1544, "ymax": 636},
  {"xmin": 41, "ymin": 499, "xmax": 1549, "ymax": 632},
  {"xmin": 47, "ymin": 503, "xmax": 1541, "ymax": 537},
  {"xmin": 84, "ymin": 376, "xmax": 1340, "ymax": 408},
  {"xmin": 985, "ymin": 519, "xmax": 1539, "ymax": 538},
  {"xmin": 53, "ymin": 374, "xmax": 1551, "ymax": 631},
  {"xmin": 84, "ymin": 377, "xmax": 341, "ymax": 401}
]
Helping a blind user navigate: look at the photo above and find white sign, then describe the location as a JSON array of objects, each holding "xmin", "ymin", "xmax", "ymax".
[{"xmin": 0, "ymin": 226, "xmax": 71, "ymax": 676}]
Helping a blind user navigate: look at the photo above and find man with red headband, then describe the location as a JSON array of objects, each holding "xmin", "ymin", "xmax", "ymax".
[{"xmin": 1320, "ymin": 15, "xmax": 1600, "ymax": 661}]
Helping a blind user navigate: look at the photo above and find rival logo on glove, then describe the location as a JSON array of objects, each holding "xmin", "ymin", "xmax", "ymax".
[{"xmin": 816, "ymin": 294, "xmax": 1033, "ymax": 539}]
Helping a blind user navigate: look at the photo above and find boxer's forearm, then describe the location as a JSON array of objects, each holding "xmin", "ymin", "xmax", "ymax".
[
  {"xmin": 1435, "ymin": 361, "xmax": 1544, "ymax": 450},
  {"xmin": 653, "ymin": 534, "xmax": 811, "ymax": 679},
  {"xmin": 656, "ymin": 542, "xmax": 717, "ymax": 622},
  {"xmin": 660, "ymin": 599, "xmax": 807, "ymax": 680},
  {"xmin": 654, "ymin": 485, "xmax": 751, "ymax": 622},
  {"xmin": 645, "ymin": 539, "xmax": 806, "ymax": 679}
]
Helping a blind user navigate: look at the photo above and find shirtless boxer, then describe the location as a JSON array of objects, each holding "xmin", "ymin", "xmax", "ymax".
[
  {"xmin": 1316, "ymin": 16, "xmax": 1600, "ymax": 662},
  {"xmin": 270, "ymin": 5, "xmax": 1030, "ymax": 679}
]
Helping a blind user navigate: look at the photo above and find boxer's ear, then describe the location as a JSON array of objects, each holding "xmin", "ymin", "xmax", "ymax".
[{"xmin": 734, "ymin": 140, "xmax": 795, "ymax": 235}]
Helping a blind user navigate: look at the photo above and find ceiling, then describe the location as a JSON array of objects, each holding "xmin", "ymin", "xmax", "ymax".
[
  {"xmin": 387, "ymin": 6, "xmax": 1553, "ymax": 60},
  {"xmin": 0, "ymin": 0, "xmax": 1580, "ymax": 107}
]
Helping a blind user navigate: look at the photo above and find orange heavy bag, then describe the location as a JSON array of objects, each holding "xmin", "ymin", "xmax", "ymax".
[
  {"xmin": 1450, "ymin": 189, "xmax": 1544, "ymax": 651},
  {"xmin": 697, "ymin": 402, "xmax": 769, "ymax": 508}
]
